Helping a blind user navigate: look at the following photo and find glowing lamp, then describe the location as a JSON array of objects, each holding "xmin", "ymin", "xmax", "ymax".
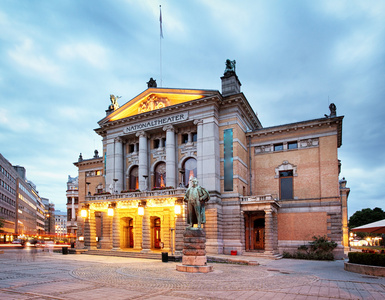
[
  {"xmin": 108, "ymin": 208, "xmax": 114, "ymax": 216},
  {"xmin": 138, "ymin": 206, "xmax": 144, "ymax": 216},
  {"xmin": 174, "ymin": 204, "xmax": 181, "ymax": 215},
  {"xmin": 80, "ymin": 209, "xmax": 87, "ymax": 218}
]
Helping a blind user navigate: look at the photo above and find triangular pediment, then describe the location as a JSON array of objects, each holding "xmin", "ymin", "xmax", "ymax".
[{"xmin": 100, "ymin": 88, "xmax": 218, "ymax": 124}]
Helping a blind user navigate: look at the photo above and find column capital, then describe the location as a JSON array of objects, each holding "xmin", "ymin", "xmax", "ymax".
[
  {"xmin": 193, "ymin": 119, "xmax": 203, "ymax": 126},
  {"xmin": 136, "ymin": 131, "xmax": 147, "ymax": 138},
  {"xmin": 163, "ymin": 124, "xmax": 175, "ymax": 132},
  {"xmin": 114, "ymin": 137, "xmax": 123, "ymax": 143}
]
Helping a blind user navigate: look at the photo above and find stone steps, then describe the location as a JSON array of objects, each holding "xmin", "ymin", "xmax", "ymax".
[{"xmin": 82, "ymin": 249, "xmax": 182, "ymax": 261}]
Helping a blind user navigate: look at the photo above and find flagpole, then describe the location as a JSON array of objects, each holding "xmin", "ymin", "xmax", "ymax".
[{"xmin": 159, "ymin": 5, "xmax": 163, "ymax": 87}]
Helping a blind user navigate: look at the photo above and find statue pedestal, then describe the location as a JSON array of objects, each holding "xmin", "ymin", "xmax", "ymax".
[{"xmin": 176, "ymin": 228, "xmax": 213, "ymax": 273}]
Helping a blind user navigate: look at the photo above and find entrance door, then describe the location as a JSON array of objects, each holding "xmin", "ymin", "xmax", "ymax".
[
  {"xmin": 253, "ymin": 218, "xmax": 265, "ymax": 250},
  {"xmin": 122, "ymin": 217, "xmax": 134, "ymax": 248},
  {"xmin": 253, "ymin": 227, "xmax": 265, "ymax": 249},
  {"xmin": 244, "ymin": 212, "xmax": 265, "ymax": 251},
  {"xmin": 153, "ymin": 218, "xmax": 161, "ymax": 249}
]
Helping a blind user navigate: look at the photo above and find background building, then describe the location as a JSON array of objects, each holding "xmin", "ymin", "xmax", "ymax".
[
  {"xmin": 0, "ymin": 154, "xmax": 18, "ymax": 242},
  {"xmin": 42, "ymin": 197, "xmax": 55, "ymax": 235},
  {"xmin": 54, "ymin": 210, "xmax": 67, "ymax": 236},
  {"xmin": 75, "ymin": 62, "xmax": 350, "ymax": 258},
  {"xmin": 66, "ymin": 175, "xmax": 79, "ymax": 236}
]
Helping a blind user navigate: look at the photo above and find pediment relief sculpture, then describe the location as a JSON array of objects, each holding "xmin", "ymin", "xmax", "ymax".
[{"xmin": 138, "ymin": 95, "xmax": 170, "ymax": 114}]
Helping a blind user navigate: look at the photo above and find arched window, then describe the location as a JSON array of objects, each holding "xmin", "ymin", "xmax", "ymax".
[
  {"xmin": 154, "ymin": 162, "xmax": 166, "ymax": 188},
  {"xmin": 129, "ymin": 166, "xmax": 139, "ymax": 190},
  {"xmin": 183, "ymin": 158, "xmax": 197, "ymax": 187}
]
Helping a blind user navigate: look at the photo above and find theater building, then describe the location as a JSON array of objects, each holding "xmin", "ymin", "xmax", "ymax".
[{"xmin": 75, "ymin": 64, "xmax": 349, "ymax": 258}]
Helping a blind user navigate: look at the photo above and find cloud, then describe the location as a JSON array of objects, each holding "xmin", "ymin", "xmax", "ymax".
[
  {"xmin": 57, "ymin": 42, "xmax": 109, "ymax": 69},
  {"xmin": 8, "ymin": 38, "xmax": 63, "ymax": 83}
]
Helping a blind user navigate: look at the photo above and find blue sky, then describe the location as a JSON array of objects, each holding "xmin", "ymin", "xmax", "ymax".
[{"xmin": 0, "ymin": 0, "xmax": 384, "ymax": 217}]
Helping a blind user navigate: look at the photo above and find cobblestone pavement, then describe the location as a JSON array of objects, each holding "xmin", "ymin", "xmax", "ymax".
[{"xmin": 0, "ymin": 249, "xmax": 384, "ymax": 299}]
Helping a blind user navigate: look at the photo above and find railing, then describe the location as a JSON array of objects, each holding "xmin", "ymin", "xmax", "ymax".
[
  {"xmin": 86, "ymin": 187, "xmax": 187, "ymax": 201},
  {"xmin": 240, "ymin": 194, "xmax": 278, "ymax": 203}
]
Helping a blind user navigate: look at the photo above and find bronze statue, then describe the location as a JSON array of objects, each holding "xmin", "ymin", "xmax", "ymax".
[
  {"xmin": 184, "ymin": 177, "xmax": 210, "ymax": 229},
  {"xmin": 109, "ymin": 94, "xmax": 121, "ymax": 110},
  {"xmin": 224, "ymin": 59, "xmax": 236, "ymax": 74}
]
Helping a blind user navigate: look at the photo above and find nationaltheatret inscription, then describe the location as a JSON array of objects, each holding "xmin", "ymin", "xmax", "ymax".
[{"xmin": 123, "ymin": 112, "xmax": 188, "ymax": 133}]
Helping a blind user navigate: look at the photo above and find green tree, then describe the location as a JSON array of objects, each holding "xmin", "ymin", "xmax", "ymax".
[{"xmin": 348, "ymin": 207, "xmax": 385, "ymax": 229}]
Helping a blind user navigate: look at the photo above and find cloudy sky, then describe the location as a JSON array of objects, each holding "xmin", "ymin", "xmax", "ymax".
[{"xmin": 0, "ymin": 0, "xmax": 384, "ymax": 217}]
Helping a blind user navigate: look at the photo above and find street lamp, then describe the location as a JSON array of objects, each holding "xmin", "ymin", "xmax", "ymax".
[
  {"xmin": 174, "ymin": 199, "xmax": 183, "ymax": 215},
  {"xmin": 138, "ymin": 200, "xmax": 146, "ymax": 216},
  {"xmin": 80, "ymin": 204, "xmax": 89, "ymax": 218},
  {"xmin": 108, "ymin": 203, "xmax": 115, "ymax": 217}
]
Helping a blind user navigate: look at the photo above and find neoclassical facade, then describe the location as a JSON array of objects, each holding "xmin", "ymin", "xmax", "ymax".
[{"xmin": 75, "ymin": 65, "xmax": 349, "ymax": 258}]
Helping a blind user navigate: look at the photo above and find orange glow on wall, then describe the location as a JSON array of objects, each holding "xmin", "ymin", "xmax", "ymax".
[{"xmin": 109, "ymin": 92, "xmax": 206, "ymax": 122}]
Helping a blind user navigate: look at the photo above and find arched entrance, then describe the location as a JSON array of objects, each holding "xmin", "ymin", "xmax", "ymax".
[
  {"xmin": 121, "ymin": 217, "xmax": 134, "ymax": 248},
  {"xmin": 244, "ymin": 211, "xmax": 265, "ymax": 251}
]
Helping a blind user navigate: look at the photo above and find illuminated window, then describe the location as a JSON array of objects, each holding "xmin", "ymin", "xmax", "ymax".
[
  {"xmin": 183, "ymin": 158, "xmax": 197, "ymax": 187},
  {"xmin": 154, "ymin": 163, "xmax": 166, "ymax": 188},
  {"xmin": 129, "ymin": 166, "xmax": 139, "ymax": 190}
]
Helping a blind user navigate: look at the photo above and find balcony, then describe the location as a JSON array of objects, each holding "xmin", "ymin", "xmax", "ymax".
[
  {"xmin": 240, "ymin": 194, "xmax": 278, "ymax": 203},
  {"xmin": 86, "ymin": 187, "xmax": 187, "ymax": 202}
]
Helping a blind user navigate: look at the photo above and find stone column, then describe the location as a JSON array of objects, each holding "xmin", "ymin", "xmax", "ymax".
[
  {"xmin": 105, "ymin": 138, "xmax": 115, "ymax": 191},
  {"xmin": 71, "ymin": 197, "xmax": 75, "ymax": 220},
  {"xmin": 84, "ymin": 210, "xmax": 97, "ymax": 250},
  {"xmin": 175, "ymin": 202, "xmax": 185, "ymax": 255},
  {"xmin": 136, "ymin": 131, "xmax": 148, "ymax": 191},
  {"xmin": 164, "ymin": 125, "xmax": 176, "ymax": 188},
  {"xmin": 194, "ymin": 119, "xmax": 203, "ymax": 183},
  {"xmin": 112, "ymin": 207, "xmax": 120, "ymax": 250},
  {"xmin": 141, "ymin": 208, "xmax": 151, "ymax": 252},
  {"xmin": 100, "ymin": 211, "xmax": 112, "ymax": 249},
  {"xmin": 114, "ymin": 138, "xmax": 124, "ymax": 193},
  {"xmin": 264, "ymin": 209, "xmax": 274, "ymax": 254}
]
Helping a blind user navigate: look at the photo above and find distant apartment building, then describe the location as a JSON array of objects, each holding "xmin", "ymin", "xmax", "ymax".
[
  {"xmin": 0, "ymin": 154, "xmax": 18, "ymax": 242},
  {"xmin": 42, "ymin": 197, "xmax": 55, "ymax": 234},
  {"xmin": 54, "ymin": 210, "xmax": 67, "ymax": 236},
  {"xmin": 66, "ymin": 175, "xmax": 79, "ymax": 236}
]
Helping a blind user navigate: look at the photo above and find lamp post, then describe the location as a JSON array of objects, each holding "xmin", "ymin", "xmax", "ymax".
[
  {"xmin": 113, "ymin": 178, "xmax": 118, "ymax": 194},
  {"xmin": 138, "ymin": 200, "xmax": 146, "ymax": 216},
  {"xmin": 143, "ymin": 175, "xmax": 148, "ymax": 191},
  {"xmin": 179, "ymin": 169, "xmax": 185, "ymax": 188}
]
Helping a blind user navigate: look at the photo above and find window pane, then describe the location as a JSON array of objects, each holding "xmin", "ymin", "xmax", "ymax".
[
  {"xmin": 288, "ymin": 142, "xmax": 298, "ymax": 149},
  {"xmin": 224, "ymin": 129, "xmax": 233, "ymax": 191},
  {"xmin": 274, "ymin": 144, "xmax": 283, "ymax": 151},
  {"xmin": 280, "ymin": 177, "xmax": 293, "ymax": 199},
  {"xmin": 184, "ymin": 158, "xmax": 197, "ymax": 187}
]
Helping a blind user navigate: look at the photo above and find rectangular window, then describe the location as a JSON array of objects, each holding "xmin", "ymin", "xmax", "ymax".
[
  {"xmin": 182, "ymin": 134, "xmax": 188, "ymax": 144},
  {"xmin": 280, "ymin": 170, "xmax": 293, "ymax": 200},
  {"xmin": 153, "ymin": 139, "xmax": 160, "ymax": 149},
  {"xmin": 288, "ymin": 141, "xmax": 298, "ymax": 150},
  {"xmin": 129, "ymin": 144, "xmax": 135, "ymax": 153},
  {"xmin": 274, "ymin": 143, "xmax": 283, "ymax": 151},
  {"xmin": 192, "ymin": 132, "xmax": 197, "ymax": 142},
  {"xmin": 224, "ymin": 129, "xmax": 233, "ymax": 191}
]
